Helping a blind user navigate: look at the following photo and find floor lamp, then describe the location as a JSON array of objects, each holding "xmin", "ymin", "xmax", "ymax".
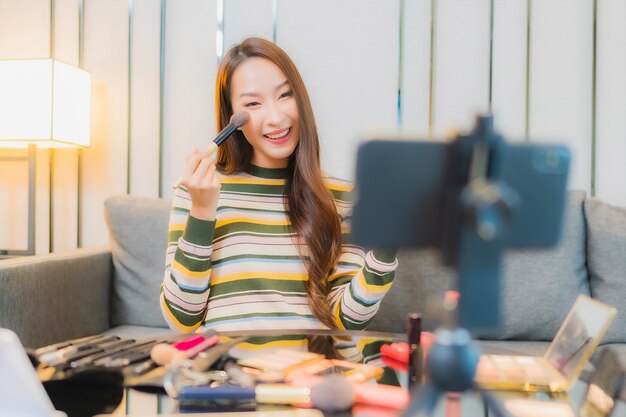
[{"xmin": 0, "ymin": 58, "xmax": 91, "ymax": 256}]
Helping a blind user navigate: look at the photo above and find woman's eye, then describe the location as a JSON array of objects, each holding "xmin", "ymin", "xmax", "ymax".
[
  {"xmin": 244, "ymin": 102, "xmax": 260, "ymax": 108},
  {"xmin": 280, "ymin": 91, "xmax": 293, "ymax": 99}
]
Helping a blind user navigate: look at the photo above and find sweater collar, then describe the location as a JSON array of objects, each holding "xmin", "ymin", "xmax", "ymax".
[{"xmin": 246, "ymin": 164, "xmax": 289, "ymax": 179}]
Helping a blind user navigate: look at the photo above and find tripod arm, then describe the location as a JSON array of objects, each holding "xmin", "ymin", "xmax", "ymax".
[
  {"xmin": 478, "ymin": 387, "xmax": 519, "ymax": 417},
  {"xmin": 401, "ymin": 383, "xmax": 442, "ymax": 417},
  {"xmin": 400, "ymin": 383, "xmax": 519, "ymax": 417},
  {"xmin": 401, "ymin": 327, "xmax": 481, "ymax": 417}
]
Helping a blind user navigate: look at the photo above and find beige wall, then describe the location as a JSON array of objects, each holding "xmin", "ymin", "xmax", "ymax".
[{"xmin": 1, "ymin": 0, "xmax": 625, "ymax": 254}]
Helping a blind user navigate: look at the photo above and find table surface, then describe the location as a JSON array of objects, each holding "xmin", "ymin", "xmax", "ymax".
[
  {"xmin": 112, "ymin": 330, "xmax": 591, "ymax": 417},
  {"xmin": 117, "ymin": 383, "xmax": 590, "ymax": 417}
]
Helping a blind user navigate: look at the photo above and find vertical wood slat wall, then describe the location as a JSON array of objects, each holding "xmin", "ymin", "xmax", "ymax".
[{"xmin": 0, "ymin": 0, "xmax": 624, "ymax": 253}]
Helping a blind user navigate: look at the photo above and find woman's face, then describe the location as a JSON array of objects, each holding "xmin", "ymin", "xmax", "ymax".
[{"xmin": 230, "ymin": 57, "xmax": 300, "ymax": 169}]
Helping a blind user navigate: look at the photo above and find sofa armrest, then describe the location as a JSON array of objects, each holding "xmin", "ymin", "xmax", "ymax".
[{"xmin": 0, "ymin": 247, "xmax": 113, "ymax": 348}]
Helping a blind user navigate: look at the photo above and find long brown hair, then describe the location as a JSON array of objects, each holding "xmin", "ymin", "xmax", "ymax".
[{"xmin": 215, "ymin": 38, "xmax": 342, "ymax": 330}]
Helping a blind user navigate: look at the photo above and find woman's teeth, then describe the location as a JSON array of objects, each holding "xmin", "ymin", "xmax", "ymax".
[{"xmin": 265, "ymin": 128, "xmax": 289, "ymax": 140}]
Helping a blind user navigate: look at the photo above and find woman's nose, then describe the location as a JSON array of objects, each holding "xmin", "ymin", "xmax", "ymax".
[{"xmin": 265, "ymin": 102, "xmax": 282, "ymax": 125}]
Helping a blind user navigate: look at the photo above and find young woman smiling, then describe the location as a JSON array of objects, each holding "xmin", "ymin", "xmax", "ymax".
[{"xmin": 160, "ymin": 37, "xmax": 397, "ymax": 358}]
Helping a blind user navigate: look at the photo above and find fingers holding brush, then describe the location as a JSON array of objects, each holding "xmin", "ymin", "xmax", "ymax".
[
  {"xmin": 172, "ymin": 110, "xmax": 250, "ymax": 216},
  {"xmin": 180, "ymin": 149, "xmax": 221, "ymax": 221},
  {"xmin": 171, "ymin": 142, "xmax": 218, "ymax": 190},
  {"xmin": 171, "ymin": 110, "xmax": 248, "ymax": 191}
]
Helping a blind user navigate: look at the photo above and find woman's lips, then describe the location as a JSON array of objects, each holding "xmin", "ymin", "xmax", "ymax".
[{"xmin": 264, "ymin": 127, "xmax": 291, "ymax": 144}]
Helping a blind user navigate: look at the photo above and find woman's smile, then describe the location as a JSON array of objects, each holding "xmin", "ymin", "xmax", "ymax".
[{"xmin": 264, "ymin": 127, "xmax": 291, "ymax": 144}]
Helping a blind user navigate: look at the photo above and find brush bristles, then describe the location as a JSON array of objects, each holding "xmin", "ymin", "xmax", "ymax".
[
  {"xmin": 310, "ymin": 374, "xmax": 355, "ymax": 412},
  {"xmin": 230, "ymin": 110, "xmax": 250, "ymax": 128}
]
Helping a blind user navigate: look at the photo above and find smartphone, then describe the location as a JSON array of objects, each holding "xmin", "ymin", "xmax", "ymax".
[
  {"xmin": 351, "ymin": 138, "xmax": 570, "ymax": 250},
  {"xmin": 350, "ymin": 130, "xmax": 570, "ymax": 330}
]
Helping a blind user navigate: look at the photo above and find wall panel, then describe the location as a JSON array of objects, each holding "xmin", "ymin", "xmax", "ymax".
[
  {"xmin": 491, "ymin": 0, "xmax": 527, "ymax": 141},
  {"xmin": 128, "ymin": 0, "xmax": 161, "ymax": 197},
  {"xmin": 51, "ymin": 0, "xmax": 80, "ymax": 252},
  {"xmin": 35, "ymin": 149, "xmax": 51, "ymax": 253},
  {"xmin": 401, "ymin": 0, "xmax": 432, "ymax": 138},
  {"xmin": 223, "ymin": 0, "xmax": 273, "ymax": 51},
  {"xmin": 51, "ymin": 149, "xmax": 78, "ymax": 251},
  {"xmin": 160, "ymin": 0, "xmax": 218, "ymax": 199},
  {"xmin": 0, "ymin": 153, "xmax": 29, "ymax": 250},
  {"xmin": 53, "ymin": 0, "xmax": 79, "ymax": 64},
  {"xmin": 80, "ymin": 0, "xmax": 130, "ymax": 247},
  {"xmin": 276, "ymin": 0, "xmax": 400, "ymax": 180},
  {"xmin": 0, "ymin": 0, "xmax": 50, "ymax": 59},
  {"xmin": 2, "ymin": 1, "xmax": 626, "ymax": 253},
  {"xmin": 529, "ymin": 0, "xmax": 593, "ymax": 192},
  {"xmin": 0, "ymin": 0, "xmax": 51, "ymax": 254},
  {"xmin": 595, "ymin": 0, "xmax": 626, "ymax": 205},
  {"xmin": 433, "ymin": 0, "xmax": 491, "ymax": 137}
]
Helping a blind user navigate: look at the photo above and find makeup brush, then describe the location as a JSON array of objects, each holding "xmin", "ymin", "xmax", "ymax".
[
  {"xmin": 172, "ymin": 110, "xmax": 250, "ymax": 189},
  {"xmin": 291, "ymin": 374, "xmax": 410, "ymax": 411},
  {"xmin": 177, "ymin": 374, "xmax": 354, "ymax": 413},
  {"xmin": 308, "ymin": 374, "xmax": 355, "ymax": 412},
  {"xmin": 177, "ymin": 373, "xmax": 409, "ymax": 413},
  {"xmin": 150, "ymin": 335, "xmax": 220, "ymax": 366}
]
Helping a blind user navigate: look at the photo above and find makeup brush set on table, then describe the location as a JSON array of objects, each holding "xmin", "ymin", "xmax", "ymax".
[{"xmin": 31, "ymin": 329, "xmax": 413, "ymax": 415}]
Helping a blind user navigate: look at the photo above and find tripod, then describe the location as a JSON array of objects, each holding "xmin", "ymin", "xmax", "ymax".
[
  {"xmin": 350, "ymin": 114, "xmax": 571, "ymax": 417},
  {"xmin": 401, "ymin": 295, "xmax": 515, "ymax": 417},
  {"xmin": 402, "ymin": 117, "xmax": 534, "ymax": 417}
]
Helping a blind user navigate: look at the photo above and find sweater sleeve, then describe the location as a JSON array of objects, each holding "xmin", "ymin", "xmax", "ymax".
[
  {"xmin": 159, "ymin": 186, "xmax": 216, "ymax": 332},
  {"xmin": 326, "ymin": 184, "xmax": 398, "ymax": 330}
]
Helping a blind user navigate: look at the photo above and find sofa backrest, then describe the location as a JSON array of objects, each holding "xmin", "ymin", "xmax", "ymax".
[
  {"xmin": 371, "ymin": 190, "xmax": 590, "ymax": 341},
  {"xmin": 584, "ymin": 197, "xmax": 626, "ymax": 344},
  {"xmin": 105, "ymin": 195, "xmax": 171, "ymax": 328},
  {"xmin": 106, "ymin": 190, "xmax": 604, "ymax": 342}
]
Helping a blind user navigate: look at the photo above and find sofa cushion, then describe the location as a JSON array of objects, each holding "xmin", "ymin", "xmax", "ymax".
[
  {"xmin": 0, "ymin": 248, "xmax": 112, "ymax": 348},
  {"xmin": 585, "ymin": 197, "xmax": 626, "ymax": 344},
  {"xmin": 370, "ymin": 248, "xmax": 456, "ymax": 333},
  {"xmin": 373, "ymin": 191, "xmax": 590, "ymax": 341},
  {"xmin": 476, "ymin": 190, "xmax": 589, "ymax": 340},
  {"xmin": 101, "ymin": 325, "xmax": 177, "ymax": 340},
  {"xmin": 104, "ymin": 196, "xmax": 171, "ymax": 328}
]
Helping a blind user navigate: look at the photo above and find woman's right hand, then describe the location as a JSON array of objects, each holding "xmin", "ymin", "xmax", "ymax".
[{"xmin": 180, "ymin": 145, "xmax": 221, "ymax": 221}]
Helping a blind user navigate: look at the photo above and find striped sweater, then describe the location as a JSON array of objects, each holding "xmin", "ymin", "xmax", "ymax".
[{"xmin": 160, "ymin": 165, "xmax": 397, "ymax": 354}]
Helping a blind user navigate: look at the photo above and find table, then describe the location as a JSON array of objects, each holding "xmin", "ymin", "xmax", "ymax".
[
  {"xmin": 117, "ymin": 332, "xmax": 586, "ymax": 417},
  {"xmin": 112, "ymin": 329, "xmax": 590, "ymax": 417},
  {"xmin": 119, "ymin": 388, "xmax": 489, "ymax": 417},
  {"xmin": 120, "ymin": 329, "xmax": 411, "ymax": 416},
  {"xmin": 118, "ymin": 383, "xmax": 593, "ymax": 417}
]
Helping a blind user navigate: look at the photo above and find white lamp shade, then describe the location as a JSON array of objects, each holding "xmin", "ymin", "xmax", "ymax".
[{"xmin": 0, "ymin": 59, "xmax": 91, "ymax": 148}]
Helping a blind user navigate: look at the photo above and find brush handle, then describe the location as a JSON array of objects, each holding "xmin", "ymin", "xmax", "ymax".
[
  {"xmin": 171, "ymin": 142, "xmax": 218, "ymax": 189},
  {"xmin": 353, "ymin": 383, "xmax": 409, "ymax": 409},
  {"xmin": 178, "ymin": 385, "xmax": 255, "ymax": 401},
  {"xmin": 183, "ymin": 334, "xmax": 219, "ymax": 358},
  {"xmin": 178, "ymin": 384, "xmax": 311, "ymax": 404}
]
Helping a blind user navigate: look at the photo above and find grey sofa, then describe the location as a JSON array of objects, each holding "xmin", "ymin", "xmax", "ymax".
[{"xmin": 1, "ymin": 191, "xmax": 625, "ymax": 366}]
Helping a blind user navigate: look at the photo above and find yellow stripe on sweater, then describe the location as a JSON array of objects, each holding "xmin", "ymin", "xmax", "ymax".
[
  {"xmin": 211, "ymin": 271, "xmax": 307, "ymax": 285},
  {"xmin": 326, "ymin": 182, "xmax": 352, "ymax": 193},
  {"xmin": 169, "ymin": 223, "xmax": 186, "ymax": 232},
  {"xmin": 357, "ymin": 271, "xmax": 393, "ymax": 293},
  {"xmin": 216, "ymin": 218, "xmax": 290, "ymax": 227},
  {"xmin": 333, "ymin": 301, "xmax": 346, "ymax": 330},
  {"xmin": 357, "ymin": 336, "xmax": 391, "ymax": 352},
  {"xmin": 221, "ymin": 338, "xmax": 308, "ymax": 351},
  {"xmin": 221, "ymin": 177, "xmax": 285, "ymax": 186},
  {"xmin": 160, "ymin": 296, "xmax": 201, "ymax": 333},
  {"xmin": 171, "ymin": 260, "xmax": 211, "ymax": 278}
]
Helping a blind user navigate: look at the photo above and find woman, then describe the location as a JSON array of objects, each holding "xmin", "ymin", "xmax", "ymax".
[{"xmin": 160, "ymin": 37, "xmax": 397, "ymax": 358}]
